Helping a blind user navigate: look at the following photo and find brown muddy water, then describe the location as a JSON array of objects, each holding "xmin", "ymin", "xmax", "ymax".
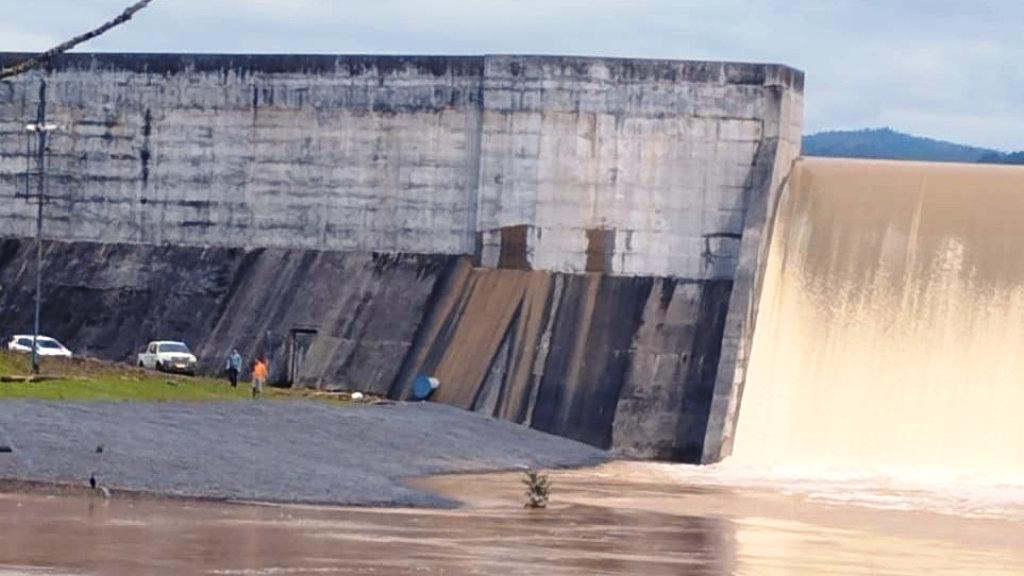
[{"xmin": 3, "ymin": 462, "xmax": 1023, "ymax": 576}]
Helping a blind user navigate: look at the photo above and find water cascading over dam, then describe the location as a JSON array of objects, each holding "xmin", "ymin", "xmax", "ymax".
[{"xmin": 730, "ymin": 157, "xmax": 1024, "ymax": 474}]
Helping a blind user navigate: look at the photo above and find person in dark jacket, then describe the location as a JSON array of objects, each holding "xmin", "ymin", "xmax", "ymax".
[{"xmin": 225, "ymin": 348, "xmax": 242, "ymax": 388}]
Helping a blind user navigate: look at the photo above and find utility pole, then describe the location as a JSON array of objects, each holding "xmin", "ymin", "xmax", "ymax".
[{"xmin": 20, "ymin": 81, "xmax": 59, "ymax": 375}]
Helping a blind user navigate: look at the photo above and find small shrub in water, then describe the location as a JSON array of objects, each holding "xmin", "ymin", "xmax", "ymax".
[{"xmin": 522, "ymin": 468, "xmax": 551, "ymax": 509}]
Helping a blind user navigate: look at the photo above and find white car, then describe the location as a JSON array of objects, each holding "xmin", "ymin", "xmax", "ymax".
[
  {"xmin": 6, "ymin": 335, "xmax": 73, "ymax": 358},
  {"xmin": 137, "ymin": 340, "xmax": 198, "ymax": 376}
]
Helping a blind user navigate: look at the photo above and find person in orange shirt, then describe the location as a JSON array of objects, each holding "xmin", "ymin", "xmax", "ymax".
[{"xmin": 252, "ymin": 356, "xmax": 268, "ymax": 399}]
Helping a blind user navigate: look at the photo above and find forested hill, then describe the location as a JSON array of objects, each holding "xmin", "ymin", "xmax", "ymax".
[{"xmin": 802, "ymin": 128, "xmax": 1024, "ymax": 164}]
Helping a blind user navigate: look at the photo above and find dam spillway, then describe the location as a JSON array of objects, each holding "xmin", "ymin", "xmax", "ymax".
[
  {"xmin": 2, "ymin": 51, "xmax": 1020, "ymax": 472},
  {"xmin": 730, "ymin": 157, "xmax": 1024, "ymax": 474}
]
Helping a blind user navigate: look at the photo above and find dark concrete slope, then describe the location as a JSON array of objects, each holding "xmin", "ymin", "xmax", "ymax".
[
  {"xmin": 0, "ymin": 238, "xmax": 454, "ymax": 393},
  {"xmin": 393, "ymin": 260, "xmax": 732, "ymax": 462},
  {"xmin": 0, "ymin": 239, "xmax": 730, "ymax": 461}
]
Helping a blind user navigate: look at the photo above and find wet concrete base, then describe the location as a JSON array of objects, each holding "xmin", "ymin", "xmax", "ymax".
[{"xmin": 2, "ymin": 464, "xmax": 1022, "ymax": 576}]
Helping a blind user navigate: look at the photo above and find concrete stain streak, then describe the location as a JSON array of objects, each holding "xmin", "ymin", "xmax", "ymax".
[{"xmin": 393, "ymin": 267, "xmax": 733, "ymax": 459}]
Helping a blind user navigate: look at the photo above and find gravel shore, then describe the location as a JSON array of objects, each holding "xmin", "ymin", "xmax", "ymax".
[{"xmin": 0, "ymin": 400, "xmax": 607, "ymax": 507}]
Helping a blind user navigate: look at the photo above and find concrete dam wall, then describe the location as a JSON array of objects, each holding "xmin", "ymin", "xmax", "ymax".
[
  {"xmin": 724, "ymin": 158, "xmax": 1024, "ymax": 474},
  {"xmin": 0, "ymin": 52, "xmax": 803, "ymax": 277},
  {"xmin": 0, "ymin": 53, "xmax": 804, "ymax": 461}
]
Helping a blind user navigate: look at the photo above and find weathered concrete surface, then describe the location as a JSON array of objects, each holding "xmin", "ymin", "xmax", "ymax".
[
  {"xmin": 0, "ymin": 53, "xmax": 803, "ymax": 279},
  {"xmin": 392, "ymin": 260, "xmax": 732, "ymax": 461},
  {"xmin": 612, "ymin": 279, "xmax": 732, "ymax": 462},
  {"xmin": 0, "ymin": 53, "xmax": 806, "ymax": 463},
  {"xmin": 476, "ymin": 56, "xmax": 803, "ymax": 278},
  {"xmin": 0, "ymin": 400, "xmax": 608, "ymax": 506},
  {"xmin": 0, "ymin": 238, "xmax": 454, "ymax": 392},
  {"xmin": 0, "ymin": 54, "xmax": 485, "ymax": 255},
  {"xmin": 703, "ymin": 82, "xmax": 803, "ymax": 463}
]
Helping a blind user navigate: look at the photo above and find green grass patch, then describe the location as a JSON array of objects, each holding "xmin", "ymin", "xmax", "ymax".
[{"xmin": 0, "ymin": 351, "xmax": 295, "ymax": 402}]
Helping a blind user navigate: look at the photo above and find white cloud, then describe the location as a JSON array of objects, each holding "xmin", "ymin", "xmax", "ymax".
[{"xmin": 0, "ymin": 25, "xmax": 55, "ymax": 52}]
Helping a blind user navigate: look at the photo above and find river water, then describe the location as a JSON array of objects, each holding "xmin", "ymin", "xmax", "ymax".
[{"xmin": 3, "ymin": 461, "xmax": 1022, "ymax": 576}]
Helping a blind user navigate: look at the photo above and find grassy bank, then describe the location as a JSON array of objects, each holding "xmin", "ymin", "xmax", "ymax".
[{"xmin": 0, "ymin": 351, "xmax": 289, "ymax": 401}]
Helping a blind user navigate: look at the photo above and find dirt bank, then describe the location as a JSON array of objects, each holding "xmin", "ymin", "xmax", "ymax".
[{"xmin": 0, "ymin": 400, "xmax": 607, "ymax": 507}]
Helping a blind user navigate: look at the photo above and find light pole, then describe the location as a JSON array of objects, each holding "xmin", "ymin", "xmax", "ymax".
[{"xmin": 24, "ymin": 121, "xmax": 59, "ymax": 375}]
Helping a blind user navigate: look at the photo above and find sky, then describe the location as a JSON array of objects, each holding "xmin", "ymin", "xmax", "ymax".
[{"xmin": 2, "ymin": 0, "xmax": 1021, "ymax": 151}]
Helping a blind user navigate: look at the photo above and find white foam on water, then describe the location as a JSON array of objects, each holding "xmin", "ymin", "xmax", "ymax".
[{"xmin": 605, "ymin": 459, "xmax": 1024, "ymax": 520}]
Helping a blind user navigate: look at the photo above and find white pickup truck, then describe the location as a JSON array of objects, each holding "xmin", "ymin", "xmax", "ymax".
[{"xmin": 137, "ymin": 340, "xmax": 198, "ymax": 375}]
